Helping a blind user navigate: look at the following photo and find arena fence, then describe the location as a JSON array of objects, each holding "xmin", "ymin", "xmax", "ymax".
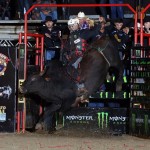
[{"xmin": 14, "ymin": 3, "xmax": 149, "ymax": 136}]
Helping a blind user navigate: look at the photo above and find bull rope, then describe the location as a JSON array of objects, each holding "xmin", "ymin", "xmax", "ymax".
[{"xmin": 88, "ymin": 41, "xmax": 111, "ymax": 67}]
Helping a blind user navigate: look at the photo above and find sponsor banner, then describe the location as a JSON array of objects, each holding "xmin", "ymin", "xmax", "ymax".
[
  {"xmin": 131, "ymin": 71, "xmax": 150, "ymax": 78},
  {"xmin": 90, "ymin": 91, "xmax": 130, "ymax": 99},
  {"xmin": 0, "ymin": 47, "xmax": 17, "ymax": 132},
  {"xmin": 63, "ymin": 108, "xmax": 128, "ymax": 134},
  {"xmin": 64, "ymin": 108, "xmax": 100, "ymax": 128},
  {"xmin": 131, "ymin": 84, "xmax": 150, "ymax": 91},
  {"xmin": 109, "ymin": 108, "xmax": 128, "ymax": 134},
  {"xmin": 0, "ymin": 106, "xmax": 6, "ymax": 122},
  {"xmin": 130, "ymin": 108, "xmax": 150, "ymax": 137}
]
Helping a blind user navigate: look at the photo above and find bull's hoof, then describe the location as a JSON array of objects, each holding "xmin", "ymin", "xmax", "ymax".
[
  {"xmin": 35, "ymin": 122, "xmax": 44, "ymax": 130},
  {"xmin": 81, "ymin": 98, "xmax": 89, "ymax": 103}
]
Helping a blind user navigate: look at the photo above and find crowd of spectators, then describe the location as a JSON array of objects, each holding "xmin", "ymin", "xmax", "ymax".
[
  {"xmin": 0, "ymin": 0, "xmax": 58, "ymax": 20},
  {"xmin": 0, "ymin": 1, "xmax": 149, "ymax": 46},
  {"xmin": 0, "ymin": 0, "xmax": 149, "ymax": 22},
  {"xmin": 0, "ymin": 0, "xmax": 10, "ymax": 20},
  {"xmin": 31, "ymin": 0, "xmax": 57, "ymax": 21}
]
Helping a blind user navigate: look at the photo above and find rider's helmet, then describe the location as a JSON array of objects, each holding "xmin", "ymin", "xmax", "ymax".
[
  {"xmin": 68, "ymin": 19, "xmax": 75, "ymax": 25},
  {"xmin": 68, "ymin": 18, "xmax": 79, "ymax": 25}
]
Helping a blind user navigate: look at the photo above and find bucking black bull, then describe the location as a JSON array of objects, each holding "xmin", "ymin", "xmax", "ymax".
[{"xmin": 19, "ymin": 37, "xmax": 123, "ymax": 132}]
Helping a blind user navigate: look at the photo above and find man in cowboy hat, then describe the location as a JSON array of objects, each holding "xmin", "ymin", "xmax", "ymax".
[
  {"xmin": 39, "ymin": 16, "xmax": 61, "ymax": 65},
  {"xmin": 77, "ymin": 12, "xmax": 89, "ymax": 30}
]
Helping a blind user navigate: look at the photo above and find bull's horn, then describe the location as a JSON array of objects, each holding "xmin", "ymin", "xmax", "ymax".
[
  {"xmin": 45, "ymin": 77, "xmax": 51, "ymax": 81},
  {"xmin": 39, "ymin": 66, "xmax": 47, "ymax": 76}
]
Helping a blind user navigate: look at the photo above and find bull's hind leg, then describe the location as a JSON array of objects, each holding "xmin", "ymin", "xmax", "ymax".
[{"xmin": 114, "ymin": 63, "xmax": 124, "ymax": 92}]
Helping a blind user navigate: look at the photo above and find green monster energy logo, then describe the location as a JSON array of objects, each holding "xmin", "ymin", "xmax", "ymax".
[
  {"xmin": 99, "ymin": 92, "xmax": 129, "ymax": 99},
  {"xmin": 131, "ymin": 114, "xmax": 136, "ymax": 132},
  {"xmin": 123, "ymin": 92, "xmax": 127, "ymax": 99},
  {"xmin": 123, "ymin": 76, "xmax": 127, "ymax": 83},
  {"xmin": 97, "ymin": 112, "xmax": 108, "ymax": 129},
  {"xmin": 19, "ymin": 44, "xmax": 25, "ymax": 58},
  {"xmin": 63, "ymin": 116, "xmax": 65, "ymax": 127},
  {"xmin": 144, "ymin": 115, "xmax": 149, "ymax": 134},
  {"xmin": 20, "ymin": 48, "xmax": 24, "ymax": 58},
  {"xmin": 135, "ymin": 50, "xmax": 141, "ymax": 57},
  {"xmin": 100, "ymin": 92, "xmax": 109, "ymax": 98}
]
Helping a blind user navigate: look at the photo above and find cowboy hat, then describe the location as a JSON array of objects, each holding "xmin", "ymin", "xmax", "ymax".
[
  {"xmin": 77, "ymin": 12, "xmax": 86, "ymax": 19},
  {"xmin": 45, "ymin": 16, "xmax": 53, "ymax": 22},
  {"xmin": 44, "ymin": 16, "xmax": 57, "ymax": 24}
]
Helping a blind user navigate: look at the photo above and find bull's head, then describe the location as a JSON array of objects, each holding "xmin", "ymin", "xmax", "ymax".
[
  {"xmin": 19, "ymin": 74, "xmax": 42, "ymax": 94},
  {"xmin": 19, "ymin": 69, "xmax": 50, "ymax": 95}
]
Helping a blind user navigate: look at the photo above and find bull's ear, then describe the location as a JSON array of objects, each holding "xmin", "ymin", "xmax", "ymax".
[{"xmin": 45, "ymin": 77, "xmax": 51, "ymax": 81}]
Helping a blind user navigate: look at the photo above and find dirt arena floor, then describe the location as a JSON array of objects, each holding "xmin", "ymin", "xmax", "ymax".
[{"xmin": 0, "ymin": 127, "xmax": 150, "ymax": 150}]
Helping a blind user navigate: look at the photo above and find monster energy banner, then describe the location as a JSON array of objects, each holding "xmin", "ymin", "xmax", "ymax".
[
  {"xmin": 130, "ymin": 47, "xmax": 150, "ymax": 104},
  {"xmin": 131, "ymin": 71, "xmax": 150, "ymax": 78},
  {"xmin": 130, "ymin": 108, "xmax": 150, "ymax": 137},
  {"xmin": 0, "ymin": 47, "xmax": 17, "ymax": 132},
  {"xmin": 90, "ymin": 91, "xmax": 130, "ymax": 99},
  {"xmin": 64, "ymin": 108, "xmax": 128, "ymax": 134},
  {"xmin": 131, "ymin": 83, "xmax": 150, "ymax": 91},
  {"xmin": 131, "ymin": 97, "xmax": 150, "ymax": 103},
  {"xmin": 131, "ymin": 58, "xmax": 150, "ymax": 65}
]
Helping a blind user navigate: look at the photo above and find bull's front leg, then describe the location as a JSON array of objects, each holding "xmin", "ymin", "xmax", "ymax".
[{"xmin": 36, "ymin": 103, "xmax": 61, "ymax": 133}]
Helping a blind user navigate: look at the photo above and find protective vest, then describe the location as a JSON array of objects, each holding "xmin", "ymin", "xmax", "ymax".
[
  {"xmin": 74, "ymin": 38, "xmax": 87, "ymax": 56},
  {"xmin": 69, "ymin": 30, "xmax": 88, "ymax": 56}
]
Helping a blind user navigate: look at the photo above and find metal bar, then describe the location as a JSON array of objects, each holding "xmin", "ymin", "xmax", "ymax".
[
  {"xmin": 35, "ymin": 37, "xmax": 39, "ymax": 65},
  {"xmin": 22, "ymin": 110, "xmax": 25, "ymax": 133},
  {"xmin": 19, "ymin": 33, "xmax": 22, "ymax": 44},
  {"xmin": 24, "ymin": 14, "xmax": 28, "ymax": 80},
  {"xmin": 41, "ymin": 36, "xmax": 44, "ymax": 71},
  {"xmin": 17, "ymin": 111, "xmax": 20, "ymax": 133},
  {"xmin": 134, "ymin": 13, "xmax": 138, "ymax": 45}
]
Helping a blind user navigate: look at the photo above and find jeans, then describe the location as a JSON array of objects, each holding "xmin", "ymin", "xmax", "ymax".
[
  {"xmin": 51, "ymin": 10, "xmax": 58, "ymax": 20},
  {"xmin": 45, "ymin": 50, "xmax": 55, "ymax": 61},
  {"xmin": 99, "ymin": 0, "xmax": 107, "ymax": 20},
  {"xmin": 40, "ymin": 10, "xmax": 58, "ymax": 21},
  {"xmin": 109, "ymin": 0, "xmax": 124, "ymax": 19},
  {"xmin": 72, "ymin": 57, "xmax": 82, "ymax": 69}
]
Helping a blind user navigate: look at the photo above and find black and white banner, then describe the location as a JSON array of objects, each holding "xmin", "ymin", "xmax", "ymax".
[{"xmin": 0, "ymin": 47, "xmax": 17, "ymax": 132}]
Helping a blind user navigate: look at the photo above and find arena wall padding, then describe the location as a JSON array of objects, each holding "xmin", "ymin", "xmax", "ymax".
[
  {"xmin": 0, "ymin": 47, "xmax": 17, "ymax": 132},
  {"xmin": 63, "ymin": 107, "xmax": 129, "ymax": 134},
  {"xmin": 130, "ymin": 108, "xmax": 150, "ymax": 138}
]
